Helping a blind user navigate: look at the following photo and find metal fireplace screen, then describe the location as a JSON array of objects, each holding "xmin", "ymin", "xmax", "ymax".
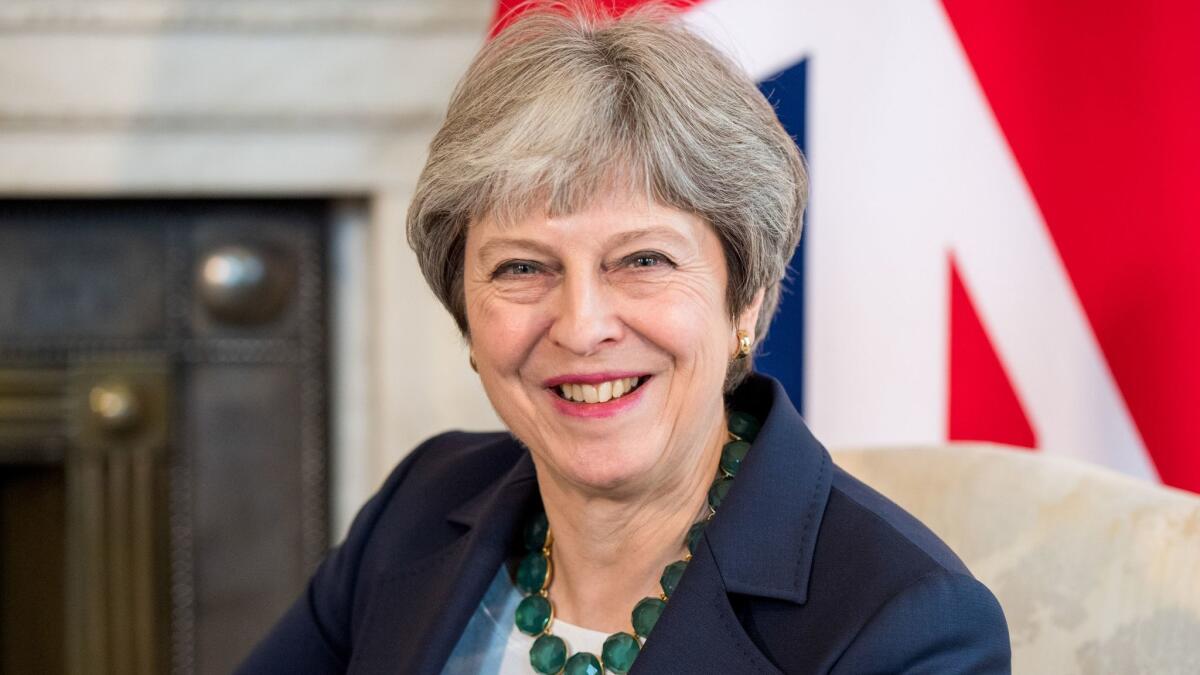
[{"xmin": 0, "ymin": 200, "xmax": 329, "ymax": 675}]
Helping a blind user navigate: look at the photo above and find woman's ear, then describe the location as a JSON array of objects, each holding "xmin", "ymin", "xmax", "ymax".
[
  {"xmin": 731, "ymin": 287, "xmax": 767, "ymax": 358},
  {"xmin": 737, "ymin": 288, "xmax": 766, "ymax": 338}
]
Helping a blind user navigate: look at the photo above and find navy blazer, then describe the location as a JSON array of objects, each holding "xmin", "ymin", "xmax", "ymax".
[{"xmin": 239, "ymin": 374, "xmax": 1010, "ymax": 674}]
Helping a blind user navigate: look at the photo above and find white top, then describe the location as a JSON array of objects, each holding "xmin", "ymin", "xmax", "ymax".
[{"xmin": 442, "ymin": 566, "xmax": 613, "ymax": 674}]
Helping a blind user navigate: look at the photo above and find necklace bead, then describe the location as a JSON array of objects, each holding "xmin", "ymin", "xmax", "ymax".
[
  {"xmin": 658, "ymin": 561, "xmax": 687, "ymax": 599},
  {"xmin": 707, "ymin": 478, "xmax": 733, "ymax": 510},
  {"xmin": 563, "ymin": 653, "xmax": 603, "ymax": 675},
  {"xmin": 727, "ymin": 411, "xmax": 761, "ymax": 441},
  {"xmin": 516, "ymin": 551, "xmax": 551, "ymax": 594},
  {"xmin": 530, "ymin": 634, "xmax": 568, "ymax": 674},
  {"xmin": 631, "ymin": 597, "xmax": 665, "ymax": 638},
  {"xmin": 685, "ymin": 521, "xmax": 706, "ymax": 555},
  {"xmin": 600, "ymin": 633, "xmax": 640, "ymax": 674},
  {"xmin": 525, "ymin": 511, "xmax": 550, "ymax": 551},
  {"xmin": 719, "ymin": 440, "xmax": 751, "ymax": 477},
  {"xmin": 515, "ymin": 595, "xmax": 553, "ymax": 636}
]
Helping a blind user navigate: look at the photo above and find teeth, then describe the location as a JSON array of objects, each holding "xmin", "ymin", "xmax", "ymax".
[{"xmin": 557, "ymin": 377, "xmax": 642, "ymax": 403}]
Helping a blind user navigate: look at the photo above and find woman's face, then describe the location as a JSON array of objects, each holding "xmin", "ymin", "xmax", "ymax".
[{"xmin": 464, "ymin": 194, "xmax": 761, "ymax": 494}]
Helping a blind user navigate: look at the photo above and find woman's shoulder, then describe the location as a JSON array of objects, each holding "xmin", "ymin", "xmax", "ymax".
[
  {"xmin": 343, "ymin": 430, "xmax": 527, "ymax": 569},
  {"xmin": 235, "ymin": 431, "xmax": 530, "ymax": 673},
  {"xmin": 729, "ymin": 458, "xmax": 1010, "ymax": 673},
  {"xmin": 784, "ymin": 465, "xmax": 1010, "ymax": 671},
  {"xmin": 374, "ymin": 428, "xmax": 526, "ymax": 512},
  {"xmin": 809, "ymin": 463, "xmax": 995, "ymax": 623},
  {"xmin": 825, "ymin": 463, "xmax": 973, "ymax": 577}
]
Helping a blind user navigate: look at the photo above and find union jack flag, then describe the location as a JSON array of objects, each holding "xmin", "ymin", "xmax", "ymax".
[{"xmin": 494, "ymin": 0, "xmax": 1200, "ymax": 495}]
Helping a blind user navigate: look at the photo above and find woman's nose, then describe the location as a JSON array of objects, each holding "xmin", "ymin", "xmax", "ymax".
[{"xmin": 547, "ymin": 271, "xmax": 622, "ymax": 356}]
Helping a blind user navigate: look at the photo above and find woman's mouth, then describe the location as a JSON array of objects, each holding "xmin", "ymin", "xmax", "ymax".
[
  {"xmin": 543, "ymin": 374, "xmax": 652, "ymax": 418},
  {"xmin": 552, "ymin": 376, "xmax": 648, "ymax": 404}
]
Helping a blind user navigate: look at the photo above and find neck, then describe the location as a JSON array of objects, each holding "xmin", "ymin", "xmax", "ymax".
[{"xmin": 534, "ymin": 412, "xmax": 728, "ymax": 633}]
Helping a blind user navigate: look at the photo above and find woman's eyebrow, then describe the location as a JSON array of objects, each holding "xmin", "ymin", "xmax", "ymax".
[
  {"xmin": 475, "ymin": 237, "xmax": 557, "ymax": 262},
  {"xmin": 606, "ymin": 226, "xmax": 690, "ymax": 250}
]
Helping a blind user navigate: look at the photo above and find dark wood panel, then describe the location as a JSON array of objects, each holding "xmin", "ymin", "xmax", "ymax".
[{"xmin": 188, "ymin": 364, "xmax": 308, "ymax": 674}]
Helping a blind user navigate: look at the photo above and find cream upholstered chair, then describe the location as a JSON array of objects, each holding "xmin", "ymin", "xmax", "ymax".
[{"xmin": 831, "ymin": 444, "xmax": 1200, "ymax": 674}]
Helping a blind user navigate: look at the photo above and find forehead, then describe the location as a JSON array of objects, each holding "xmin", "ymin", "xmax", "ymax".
[{"xmin": 467, "ymin": 192, "xmax": 709, "ymax": 254}]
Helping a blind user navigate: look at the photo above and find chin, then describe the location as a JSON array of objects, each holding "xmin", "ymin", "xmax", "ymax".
[{"xmin": 558, "ymin": 444, "xmax": 658, "ymax": 493}]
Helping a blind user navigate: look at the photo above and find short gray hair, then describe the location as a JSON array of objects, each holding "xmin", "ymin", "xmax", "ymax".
[{"xmin": 407, "ymin": 1, "xmax": 807, "ymax": 389}]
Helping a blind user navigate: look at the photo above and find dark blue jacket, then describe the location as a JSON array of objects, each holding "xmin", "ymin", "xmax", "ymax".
[{"xmin": 239, "ymin": 374, "xmax": 1011, "ymax": 674}]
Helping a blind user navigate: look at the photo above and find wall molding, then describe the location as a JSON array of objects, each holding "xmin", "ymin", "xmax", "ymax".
[
  {"xmin": 0, "ymin": 1, "xmax": 490, "ymax": 34},
  {"xmin": 0, "ymin": 111, "xmax": 444, "ymax": 132}
]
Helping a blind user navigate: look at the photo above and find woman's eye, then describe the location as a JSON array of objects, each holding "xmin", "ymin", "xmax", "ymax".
[
  {"xmin": 495, "ymin": 261, "xmax": 540, "ymax": 277},
  {"xmin": 626, "ymin": 252, "xmax": 671, "ymax": 268}
]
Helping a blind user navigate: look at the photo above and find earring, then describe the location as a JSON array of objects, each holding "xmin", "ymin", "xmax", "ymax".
[
  {"xmin": 734, "ymin": 329, "xmax": 753, "ymax": 360},
  {"xmin": 469, "ymin": 352, "xmax": 478, "ymax": 372}
]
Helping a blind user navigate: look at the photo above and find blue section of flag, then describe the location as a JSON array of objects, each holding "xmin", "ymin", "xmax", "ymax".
[{"xmin": 755, "ymin": 59, "xmax": 808, "ymax": 414}]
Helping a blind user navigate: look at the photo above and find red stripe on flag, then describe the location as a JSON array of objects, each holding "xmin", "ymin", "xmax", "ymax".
[
  {"xmin": 492, "ymin": 0, "xmax": 701, "ymax": 36},
  {"xmin": 943, "ymin": 0, "xmax": 1200, "ymax": 492},
  {"xmin": 948, "ymin": 256, "xmax": 1038, "ymax": 450}
]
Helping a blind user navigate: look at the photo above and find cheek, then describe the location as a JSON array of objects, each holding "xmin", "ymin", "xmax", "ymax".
[
  {"xmin": 628, "ymin": 279, "xmax": 730, "ymax": 367},
  {"xmin": 466, "ymin": 288, "xmax": 543, "ymax": 368}
]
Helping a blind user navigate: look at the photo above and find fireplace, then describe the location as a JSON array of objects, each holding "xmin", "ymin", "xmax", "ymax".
[{"xmin": 0, "ymin": 200, "xmax": 329, "ymax": 673}]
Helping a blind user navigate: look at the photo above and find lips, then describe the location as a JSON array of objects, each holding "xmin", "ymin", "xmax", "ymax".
[
  {"xmin": 554, "ymin": 376, "xmax": 646, "ymax": 403},
  {"xmin": 544, "ymin": 373, "xmax": 652, "ymax": 418}
]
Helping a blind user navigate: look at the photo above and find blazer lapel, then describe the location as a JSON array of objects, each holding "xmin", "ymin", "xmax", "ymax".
[
  {"xmin": 349, "ymin": 450, "xmax": 539, "ymax": 675},
  {"xmin": 635, "ymin": 375, "xmax": 833, "ymax": 673},
  {"xmin": 633, "ymin": 539, "xmax": 783, "ymax": 674},
  {"xmin": 704, "ymin": 375, "xmax": 833, "ymax": 604}
]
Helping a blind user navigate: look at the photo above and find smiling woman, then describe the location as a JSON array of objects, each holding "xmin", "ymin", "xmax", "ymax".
[
  {"xmin": 466, "ymin": 197, "xmax": 748, "ymax": 513},
  {"xmin": 239, "ymin": 2, "xmax": 1010, "ymax": 674}
]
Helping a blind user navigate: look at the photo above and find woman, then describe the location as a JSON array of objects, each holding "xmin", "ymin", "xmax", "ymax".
[{"xmin": 241, "ymin": 4, "xmax": 1010, "ymax": 674}]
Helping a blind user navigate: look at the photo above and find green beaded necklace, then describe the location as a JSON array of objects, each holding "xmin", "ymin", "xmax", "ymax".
[{"xmin": 513, "ymin": 412, "xmax": 760, "ymax": 675}]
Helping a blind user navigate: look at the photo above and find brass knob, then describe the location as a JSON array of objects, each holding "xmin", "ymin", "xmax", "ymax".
[
  {"xmin": 88, "ymin": 380, "xmax": 141, "ymax": 433},
  {"xmin": 198, "ymin": 244, "xmax": 293, "ymax": 324}
]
